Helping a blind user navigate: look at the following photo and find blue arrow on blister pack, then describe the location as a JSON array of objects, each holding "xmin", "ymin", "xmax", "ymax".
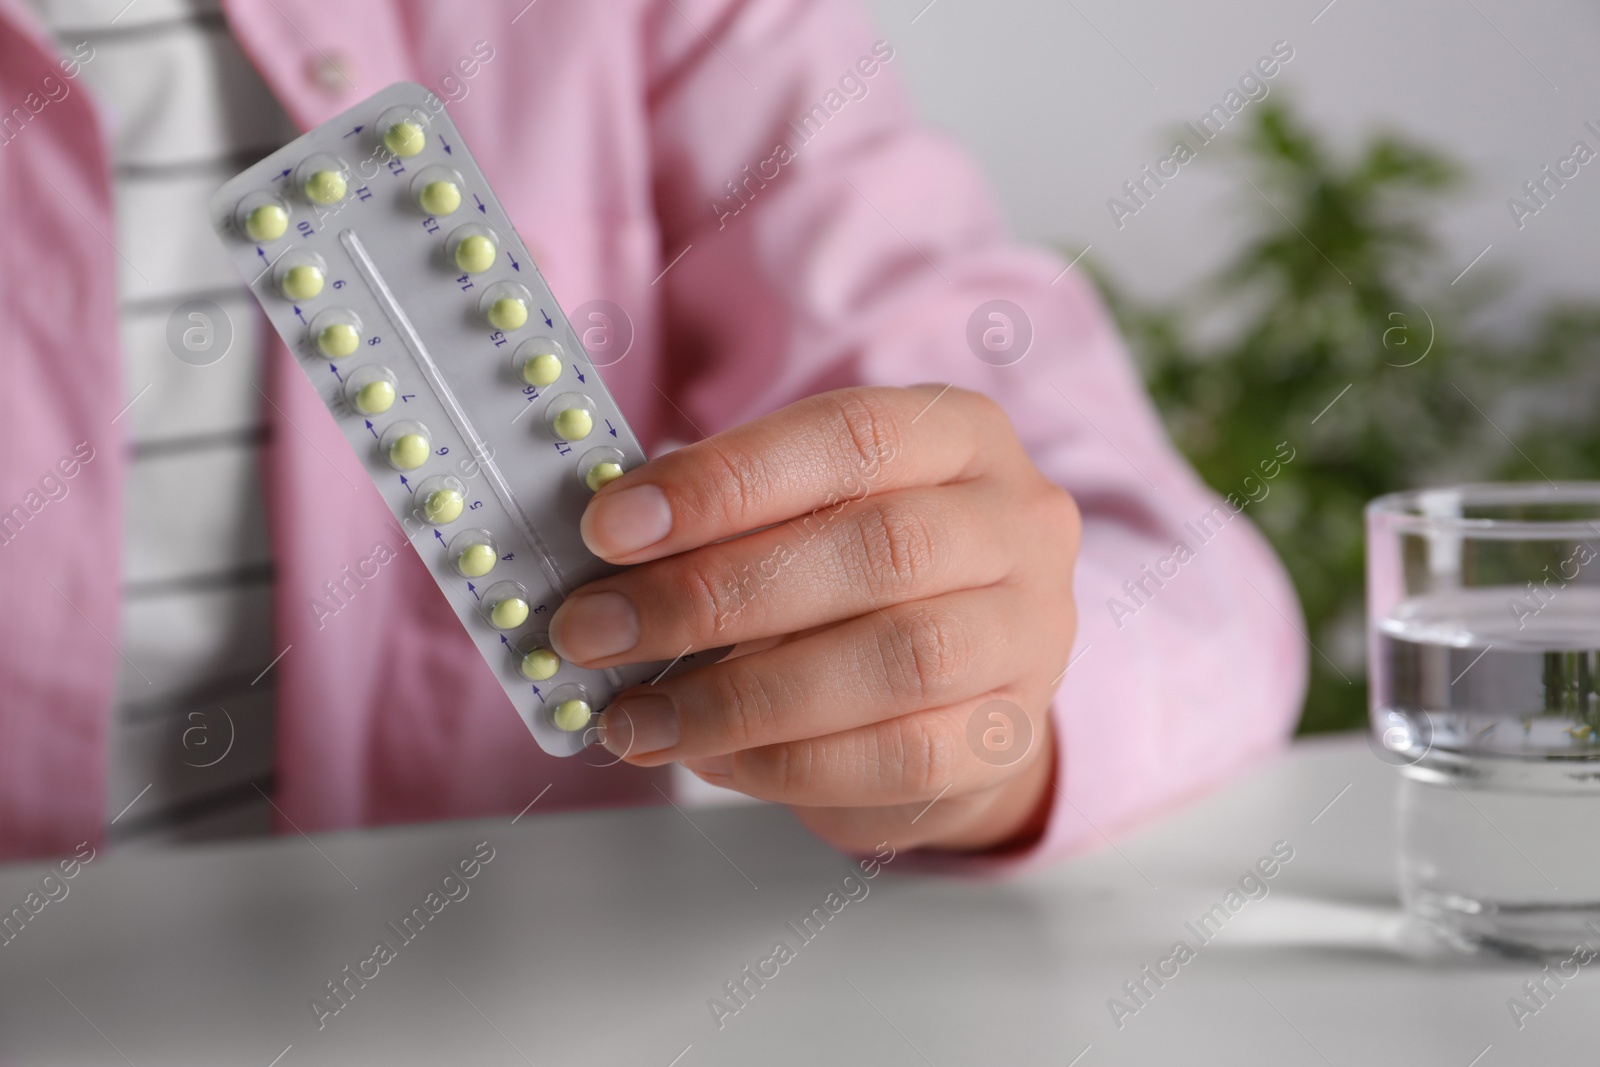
[
  {"xmin": 508, "ymin": 252, "xmax": 520, "ymax": 271},
  {"xmin": 365, "ymin": 420, "xmax": 377, "ymax": 438},
  {"xmin": 440, "ymin": 135, "xmax": 452, "ymax": 154},
  {"xmin": 342, "ymin": 125, "xmax": 363, "ymax": 138},
  {"xmin": 434, "ymin": 530, "xmax": 446, "ymax": 545},
  {"xmin": 329, "ymin": 364, "xmax": 342, "ymax": 382},
  {"xmin": 575, "ymin": 370, "xmax": 586, "ymax": 383},
  {"xmin": 605, "ymin": 419, "xmax": 617, "ymax": 437},
  {"xmin": 541, "ymin": 309, "xmax": 553, "ymax": 328},
  {"xmin": 473, "ymin": 194, "xmax": 486, "ymax": 214},
  {"xmin": 399, "ymin": 475, "xmax": 412, "ymax": 492},
  {"xmin": 256, "ymin": 247, "xmax": 269, "ymax": 265},
  {"xmin": 293, "ymin": 306, "xmax": 306, "ymax": 324},
  {"xmin": 467, "ymin": 582, "xmax": 481, "ymax": 600}
]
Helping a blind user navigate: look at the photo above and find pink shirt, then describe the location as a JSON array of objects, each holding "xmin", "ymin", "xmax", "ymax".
[{"xmin": 0, "ymin": 0, "xmax": 1306, "ymax": 865}]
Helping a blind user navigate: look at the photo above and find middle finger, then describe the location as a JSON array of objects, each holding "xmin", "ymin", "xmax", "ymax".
[{"xmin": 548, "ymin": 482, "xmax": 1011, "ymax": 668}]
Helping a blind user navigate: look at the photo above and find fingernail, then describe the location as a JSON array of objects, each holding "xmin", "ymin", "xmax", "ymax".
[
  {"xmin": 601, "ymin": 694, "xmax": 679, "ymax": 757},
  {"xmin": 682, "ymin": 755, "xmax": 732, "ymax": 779},
  {"xmin": 550, "ymin": 591, "xmax": 640, "ymax": 663},
  {"xmin": 582, "ymin": 484, "xmax": 672, "ymax": 558}
]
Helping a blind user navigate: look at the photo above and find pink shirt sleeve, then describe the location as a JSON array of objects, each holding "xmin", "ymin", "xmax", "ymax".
[{"xmin": 642, "ymin": 0, "xmax": 1307, "ymax": 867}]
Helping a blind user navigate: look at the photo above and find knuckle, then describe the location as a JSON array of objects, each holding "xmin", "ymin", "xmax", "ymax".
[
  {"xmin": 706, "ymin": 660, "xmax": 782, "ymax": 749},
  {"xmin": 765, "ymin": 739, "xmax": 821, "ymax": 799},
  {"xmin": 676, "ymin": 557, "xmax": 747, "ymax": 643},
  {"xmin": 876, "ymin": 606, "xmax": 968, "ymax": 704},
  {"xmin": 948, "ymin": 385, "xmax": 1011, "ymax": 438},
  {"xmin": 958, "ymin": 385, "xmax": 1006, "ymax": 424},
  {"xmin": 889, "ymin": 714, "xmax": 962, "ymax": 798},
  {"xmin": 961, "ymin": 388, "xmax": 1029, "ymax": 461},
  {"xmin": 1049, "ymin": 484, "xmax": 1083, "ymax": 545},
  {"xmin": 694, "ymin": 443, "xmax": 769, "ymax": 533},
  {"xmin": 828, "ymin": 390, "xmax": 903, "ymax": 476},
  {"xmin": 1029, "ymin": 482, "xmax": 1083, "ymax": 562},
  {"xmin": 851, "ymin": 499, "xmax": 939, "ymax": 597}
]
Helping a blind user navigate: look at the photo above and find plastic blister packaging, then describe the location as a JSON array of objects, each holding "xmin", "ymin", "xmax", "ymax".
[{"xmin": 210, "ymin": 82, "xmax": 713, "ymax": 756}]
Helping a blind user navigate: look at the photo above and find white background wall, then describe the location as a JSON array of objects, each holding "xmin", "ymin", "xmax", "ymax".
[{"xmin": 862, "ymin": 0, "xmax": 1600, "ymax": 323}]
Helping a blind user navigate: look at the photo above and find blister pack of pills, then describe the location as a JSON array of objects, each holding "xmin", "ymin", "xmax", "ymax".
[{"xmin": 210, "ymin": 82, "xmax": 707, "ymax": 756}]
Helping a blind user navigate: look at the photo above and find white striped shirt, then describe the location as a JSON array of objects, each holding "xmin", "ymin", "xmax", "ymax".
[{"xmin": 27, "ymin": 0, "xmax": 295, "ymax": 844}]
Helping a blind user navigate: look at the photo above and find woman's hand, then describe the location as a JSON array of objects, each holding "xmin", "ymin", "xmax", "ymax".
[{"xmin": 547, "ymin": 385, "xmax": 1081, "ymax": 853}]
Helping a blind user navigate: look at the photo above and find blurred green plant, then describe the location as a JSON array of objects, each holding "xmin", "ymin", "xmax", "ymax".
[{"xmin": 1089, "ymin": 99, "xmax": 1600, "ymax": 734}]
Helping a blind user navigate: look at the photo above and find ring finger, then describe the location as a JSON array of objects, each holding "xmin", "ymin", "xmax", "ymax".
[{"xmin": 597, "ymin": 584, "xmax": 1045, "ymax": 764}]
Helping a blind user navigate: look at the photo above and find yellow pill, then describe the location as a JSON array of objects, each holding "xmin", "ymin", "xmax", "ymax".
[
  {"xmin": 457, "ymin": 542, "xmax": 497, "ymax": 578},
  {"xmin": 552, "ymin": 698, "xmax": 592, "ymax": 732},
  {"xmin": 553, "ymin": 406, "xmax": 593, "ymax": 441},
  {"xmin": 389, "ymin": 432, "xmax": 429, "ymax": 470},
  {"xmin": 490, "ymin": 596, "xmax": 530, "ymax": 629},
  {"xmin": 420, "ymin": 179, "xmax": 461, "ymax": 216},
  {"xmin": 423, "ymin": 488, "xmax": 464, "ymax": 525},
  {"xmin": 384, "ymin": 121, "xmax": 426, "ymax": 158},
  {"xmin": 305, "ymin": 169, "xmax": 347, "ymax": 204},
  {"xmin": 354, "ymin": 379, "xmax": 395, "ymax": 415},
  {"xmin": 245, "ymin": 203, "xmax": 288, "ymax": 242},
  {"xmin": 282, "ymin": 264, "xmax": 325, "ymax": 300},
  {"xmin": 521, "ymin": 352, "xmax": 562, "ymax": 387},
  {"xmin": 317, "ymin": 322, "xmax": 360, "ymax": 359},
  {"xmin": 586, "ymin": 461, "xmax": 625, "ymax": 492},
  {"xmin": 455, "ymin": 233, "xmax": 497, "ymax": 273},
  {"xmin": 519, "ymin": 647, "xmax": 560, "ymax": 682},
  {"xmin": 488, "ymin": 297, "xmax": 528, "ymax": 332}
]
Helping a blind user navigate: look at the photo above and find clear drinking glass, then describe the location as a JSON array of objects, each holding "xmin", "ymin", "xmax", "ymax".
[{"xmin": 1367, "ymin": 484, "xmax": 1600, "ymax": 955}]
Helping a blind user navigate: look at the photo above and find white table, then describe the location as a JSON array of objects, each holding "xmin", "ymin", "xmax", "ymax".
[{"xmin": 0, "ymin": 736, "xmax": 1588, "ymax": 1066}]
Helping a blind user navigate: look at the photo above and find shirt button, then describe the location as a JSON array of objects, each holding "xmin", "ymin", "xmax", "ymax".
[{"xmin": 307, "ymin": 51, "xmax": 357, "ymax": 92}]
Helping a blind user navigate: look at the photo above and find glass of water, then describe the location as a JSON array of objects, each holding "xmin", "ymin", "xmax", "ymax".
[{"xmin": 1367, "ymin": 484, "xmax": 1600, "ymax": 956}]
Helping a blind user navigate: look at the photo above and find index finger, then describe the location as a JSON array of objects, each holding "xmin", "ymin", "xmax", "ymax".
[{"xmin": 579, "ymin": 385, "xmax": 1009, "ymax": 564}]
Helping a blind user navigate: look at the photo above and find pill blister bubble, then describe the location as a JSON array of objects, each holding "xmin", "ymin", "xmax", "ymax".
[
  {"xmin": 547, "ymin": 683, "xmax": 595, "ymax": 733},
  {"xmin": 446, "ymin": 223, "xmax": 499, "ymax": 274},
  {"xmin": 545, "ymin": 392, "xmax": 597, "ymax": 442},
  {"xmin": 577, "ymin": 446, "xmax": 628, "ymax": 492},
  {"xmin": 448, "ymin": 528, "xmax": 500, "ymax": 579},
  {"xmin": 514, "ymin": 337, "xmax": 564, "ymax": 388},
  {"xmin": 483, "ymin": 581, "xmax": 531, "ymax": 631},
  {"xmin": 480, "ymin": 280, "xmax": 533, "ymax": 333},
  {"xmin": 273, "ymin": 250, "xmax": 328, "ymax": 302},
  {"xmin": 296, "ymin": 153, "xmax": 351, "ymax": 205},
  {"xmin": 512, "ymin": 633, "xmax": 561, "ymax": 682},
  {"xmin": 235, "ymin": 191, "xmax": 290, "ymax": 243},
  {"xmin": 411, "ymin": 164, "xmax": 465, "ymax": 217},
  {"xmin": 377, "ymin": 105, "xmax": 429, "ymax": 158},
  {"xmin": 380, "ymin": 420, "xmax": 432, "ymax": 471},
  {"xmin": 309, "ymin": 307, "xmax": 363, "ymax": 359},
  {"xmin": 414, "ymin": 474, "xmax": 468, "ymax": 526},
  {"xmin": 344, "ymin": 364, "xmax": 398, "ymax": 415}
]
